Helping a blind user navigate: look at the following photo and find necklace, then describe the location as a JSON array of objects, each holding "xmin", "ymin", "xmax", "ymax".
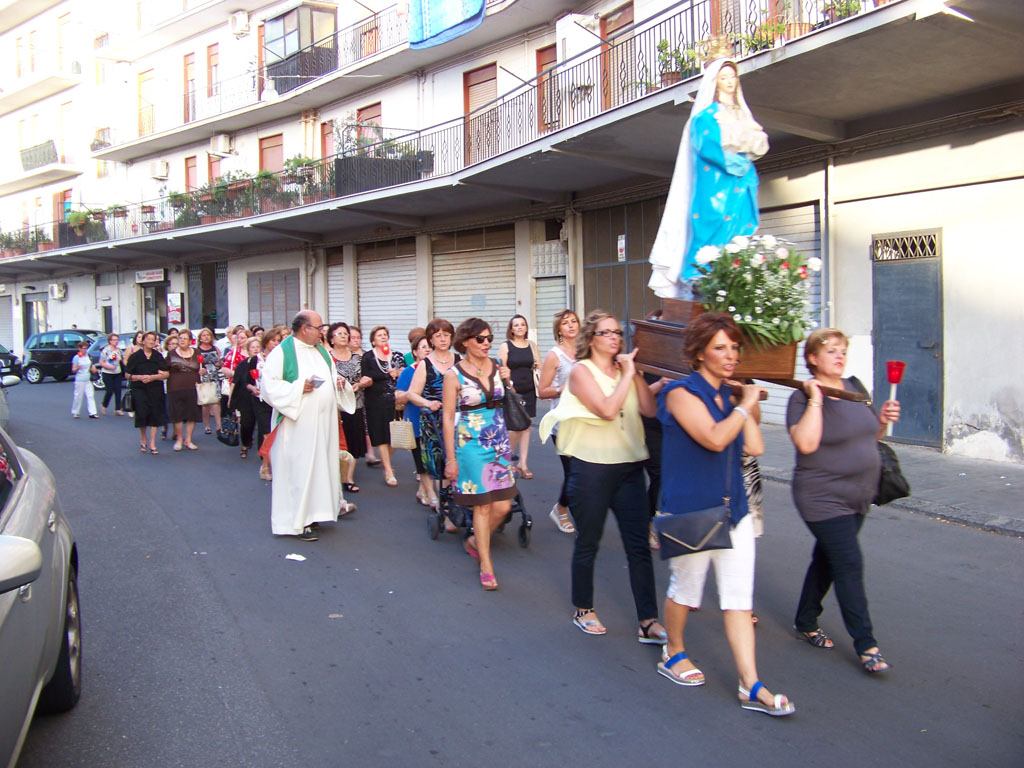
[
  {"xmin": 374, "ymin": 350, "xmax": 391, "ymax": 374},
  {"xmin": 433, "ymin": 351, "xmax": 454, "ymax": 366}
]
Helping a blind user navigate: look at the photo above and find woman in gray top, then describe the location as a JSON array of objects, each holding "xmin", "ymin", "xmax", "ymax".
[{"xmin": 786, "ymin": 328, "xmax": 900, "ymax": 674}]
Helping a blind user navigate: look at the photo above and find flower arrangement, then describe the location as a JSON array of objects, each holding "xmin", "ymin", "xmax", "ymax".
[{"xmin": 693, "ymin": 233, "xmax": 821, "ymax": 348}]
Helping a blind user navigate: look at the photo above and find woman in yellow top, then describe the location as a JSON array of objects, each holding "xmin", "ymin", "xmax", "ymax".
[{"xmin": 540, "ymin": 310, "xmax": 666, "ymax": 643}]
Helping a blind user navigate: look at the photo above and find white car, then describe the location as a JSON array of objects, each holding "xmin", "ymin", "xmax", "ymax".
[{"xmin": 0, "ymin": 426, "xmax": 80, "ymax": 768}]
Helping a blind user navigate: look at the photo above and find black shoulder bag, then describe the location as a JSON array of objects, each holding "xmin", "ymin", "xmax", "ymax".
[
  {"xmin": 492, "ymin": 358, "xmax": 532, "ymax": 432},
  {"xmin": 848, "ymin": 377, "xmax": 911, "ymax": 506},
  {"xmin": 653, "ymin": 444, "xmax": 735, "ymax": 560}
]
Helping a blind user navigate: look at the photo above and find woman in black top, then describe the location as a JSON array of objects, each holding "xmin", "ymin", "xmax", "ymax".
[
  {"xmin": 360, "ymin": 325, "xmax": 405, "ymax": 486},
  {"xmin": 125, "ymin": 331, "xmax": 169, "ymax": 454},
  {"xmin": 228, "ymin": 337, "xmax": 263, "ymax": 459},
  {"xmin": 498, "ymin": 314, "xmax": 539, "ymax": 479},
  {"xmin": 787, "ymin": 328, "xmax": 900, "ymax": 674}
]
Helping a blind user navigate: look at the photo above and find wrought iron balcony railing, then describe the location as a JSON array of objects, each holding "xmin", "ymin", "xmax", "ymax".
[
  {"xmin": 20, "ymin": 140, "xmax": 60, "ymax": 172},
  {"xmin": 24, "ymin": 0, "xmax": 879, "ymax": 254}
]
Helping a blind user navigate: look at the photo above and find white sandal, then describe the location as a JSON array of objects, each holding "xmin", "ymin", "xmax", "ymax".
[
  {"xmin": 573, "ymin": 609, "xmax": 606, "ymax": 635},
  {"xmin": 549, "ymin": 504, "xmax": 575, "ymax": 534},
  {"xmin": 739, "ymin": 682, "xmax": 795, "ymax": 716},
  {"xmin": 657, "ymin": 651, "xmax": 705, "ymax": 686}
]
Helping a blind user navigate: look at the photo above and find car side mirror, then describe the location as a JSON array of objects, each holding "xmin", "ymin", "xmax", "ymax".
[{"xmin": 0, "ymin": 536, "xmax": 42, "ymax": 594}]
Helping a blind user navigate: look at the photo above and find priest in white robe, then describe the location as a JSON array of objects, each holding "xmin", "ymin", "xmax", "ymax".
[{"xmin": 262, "ymin": 310, "xmax": 355, "ymax": 539}]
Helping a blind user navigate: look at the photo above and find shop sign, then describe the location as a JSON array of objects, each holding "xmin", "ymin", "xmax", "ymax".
[
  {"xmin": 167, "ymin": 292, "xmax": 183, "ymax": 324},
  {"xmin": 135, "ymin": 269, "xmax": 167, "ymax": 284}
]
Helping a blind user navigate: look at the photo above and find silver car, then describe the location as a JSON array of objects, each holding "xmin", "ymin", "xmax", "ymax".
[{"xmin": 0, "ymin": 426, "xmax": 81, "ymax": 768}]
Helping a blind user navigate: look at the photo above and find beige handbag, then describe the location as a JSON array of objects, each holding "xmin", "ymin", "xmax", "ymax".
[
  {"xmin": 195, "ymin": 380, "xmax": 219, "ymax": 406},
  {"xmin": 389, "ymin": 419, "xmax": 416, "ymax": 450}
]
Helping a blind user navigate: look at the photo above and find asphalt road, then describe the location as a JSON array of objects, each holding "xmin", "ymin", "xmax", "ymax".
[{"xmin": 9, "ymin": 381, "xmax": 1023, "ymax": 768}]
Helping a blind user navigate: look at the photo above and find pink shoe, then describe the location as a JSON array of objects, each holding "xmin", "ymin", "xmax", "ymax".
[{"xmin": 480, "ymin": 572, "xmax": 498, "ymax": 590}]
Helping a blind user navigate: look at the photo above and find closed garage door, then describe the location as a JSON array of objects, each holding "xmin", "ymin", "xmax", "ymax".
[
  {"xmin": 533, "ymin": 276, "xmax": 566, "ymax": 361},
  {"xmin": 432, "ymin": 247, "xmax": 516, "ymax": 335},
  {"xmin": 757, "ymin": 204, "xmax": 823, "ymax": 425},
  {"xmin": 326, "ymin": 263, "xmax": 346, "ymax": 324},
  {"xmin": 357, "ymin": 255, "xmax": 417, "ymax": 354},
  {"xmin": 0, "ymin": 296, "xmax": 12, "ymax": 349}
]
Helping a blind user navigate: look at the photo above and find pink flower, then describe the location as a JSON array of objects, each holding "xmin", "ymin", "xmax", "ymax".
[
  {"xmin": 732, "ymin": 259, "xmax": 740, "ymax": 268},
  {"xmin": 780, "ymin": 261, "xmax": 790, "ymax": 270},
  {"xmin": 798, "ymin": 266, "xmax": 809, "ymax": 279}
]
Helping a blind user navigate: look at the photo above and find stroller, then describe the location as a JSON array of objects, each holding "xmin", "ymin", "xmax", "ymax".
[{"xmin": 427, "ymin": 454, "xmax": 532, "ymax": 549}]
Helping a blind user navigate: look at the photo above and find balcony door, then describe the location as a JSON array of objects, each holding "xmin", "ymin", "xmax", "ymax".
[
  {"xmin": 536, "ymin": 44, "xmax": 558, "ymax": 133},
  {"xmin": 138, "ymin": 69, "xmax": 154, "ymax": 136},
  {"xmin": 184, "ymin": 53, "xmax": 196, "ymax": 123},
  {"xmin": 464, "ymin": 64, "xmax": 497, "ymax": 166},
  {"xmin": 600, "ymin": 3, "xmax": 634, "ymax": 112}
]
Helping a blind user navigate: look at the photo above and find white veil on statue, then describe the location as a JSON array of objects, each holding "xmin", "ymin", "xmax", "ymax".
[{"xmin": 647, "ymin": 58, "xmax": 756, "ymax": 299}]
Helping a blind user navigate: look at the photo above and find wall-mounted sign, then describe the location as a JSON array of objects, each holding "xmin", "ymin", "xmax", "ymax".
[
  {"xmin": 135, "ymin": 269, "xmax": 167, "ymax": 284},
  {"xmin": 617, "ymin": 234, "xmax": 626, "ymax": 262},
  {"xmin": 167, "ymin": 292, "xmax": 183, "ymax": 324}
]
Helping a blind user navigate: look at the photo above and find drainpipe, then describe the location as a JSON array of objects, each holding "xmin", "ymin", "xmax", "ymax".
[{"xmin": 824, "ymin": 156, "xmax": 835, "ymax": 328}]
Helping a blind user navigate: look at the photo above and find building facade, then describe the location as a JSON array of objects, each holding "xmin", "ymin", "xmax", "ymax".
[{"xmin": 0, "ymin": 0, "xmax": 1021, "ymax": 461}]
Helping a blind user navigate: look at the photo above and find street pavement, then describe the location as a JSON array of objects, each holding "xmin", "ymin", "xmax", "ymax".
[{"xmin": 8, "ymin": 381, "xmax": 1023, "ymax": 768}]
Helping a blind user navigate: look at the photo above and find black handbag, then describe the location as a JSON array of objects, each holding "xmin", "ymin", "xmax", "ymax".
[
  {"xmin": 653, "ymin": 446, "xmax": 735, "ymax": 560},
  {"xmin": 217, "ymin": 415, "xmax": 240, "ymax": 447},
  {"xmin": 121, "ymin": 389, "xmax": 134, "ymax": 413},
  {"xmin": 493, "ymin": 359, "xmax": 531, "ymax": 432},
  {"xmin": 847, "ymin": 377, "xmax": 911, "ymax": 506},
  {"xmin": 874, "ymin": 441, "xmax": 910, "ymax": 506}
]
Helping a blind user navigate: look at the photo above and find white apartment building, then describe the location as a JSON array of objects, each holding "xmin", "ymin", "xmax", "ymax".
[{"xmin": 0, "ymin": 0, "xmax": 1021, "ymax": 462}]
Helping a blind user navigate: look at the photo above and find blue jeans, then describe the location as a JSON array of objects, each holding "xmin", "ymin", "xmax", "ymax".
[
  {"xmin": 567, "ymin": 458, "xmax": 658, "ymax": 621},
  {"xmin": 101, "ymin": 372, "xmax": 123, "ymax": 410},
  {"xmin": 794, "ymin": 513, "xmax": 877, "ymax": 654}
]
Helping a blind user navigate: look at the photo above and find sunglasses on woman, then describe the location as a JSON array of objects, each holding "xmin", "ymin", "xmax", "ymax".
[
  {"xmin": 594, "ymin": 329, "xmax": 624, "ymax": 337},
  {"xmin": 473, "ymin": 334, "xmax": 494, "ymax": 344}
]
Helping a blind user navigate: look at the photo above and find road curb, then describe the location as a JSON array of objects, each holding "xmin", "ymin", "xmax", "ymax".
[{"xmin": 759, "ymin": 464, "xmax": 1024, "ymax": 539}]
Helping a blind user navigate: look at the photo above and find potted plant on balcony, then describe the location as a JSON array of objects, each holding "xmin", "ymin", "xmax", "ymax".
[
  {"xmin": 656, "ymin": 40, "xmax": 698, "ymax": 86},
  {"xmin": 282, "ymin": 155, "xmax": 316, "ymax": 185},
  {"xmin": 7, "ymin": 231, "xmax": 30, "ymax": 256},
  {"xmin": 66, "ymin": 210, "xmax": 90, "ymax": 235},
  {"xmin": 820, "ymin": 0, "xmax": 861, "ymax": 24},
  {"xmin": 107, "ymin": 204, "xmax": 128, "ymax": 218},
  {"xmin": 168, "ymin": 190, "xmax": 189, "ymax": 210},
  {"xmin": 30, "ymin": 228, "xmax": 54, "ymax": 252},
  {"xmin": 140, "ymin": 203, "xmax": 156, "ymax": 216}
]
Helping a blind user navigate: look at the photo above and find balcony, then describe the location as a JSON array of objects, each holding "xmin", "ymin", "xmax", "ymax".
[
  {"xmin": 0, "ymin": 140, "xmax": 81, "ymax": 197},
  {"xmin": 5, "ymin": 0, "xmax": 1020, "ymax": 281},
  {"xmin": 0, "ymin": 61, "xmax": 81, "ymax": 117},
  {"xmin": 0, "ymin": 0, "xmax": 63, "ymax": 35},
  {"xmin": 93, "ymin": 0, "xmax": 581, "ymax": 163}
]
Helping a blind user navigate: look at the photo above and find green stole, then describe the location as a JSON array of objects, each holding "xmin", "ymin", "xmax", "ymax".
[{"xmin": 275, "ymin": 335, "xmax": 334, "ymax": 426}]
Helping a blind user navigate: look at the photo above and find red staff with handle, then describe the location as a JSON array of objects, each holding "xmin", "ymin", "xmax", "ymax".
[{"xmin": 885, "ymin": 360, "xmax": 906, "ymax": 437}]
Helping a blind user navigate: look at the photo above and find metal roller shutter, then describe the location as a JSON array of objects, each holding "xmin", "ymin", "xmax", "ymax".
[
  {"xmin": 756, "ymin": 204, "xmax": 823, "ymax": 425},
  {"xmin": 357, "ymin": 255, "xmax": 417, "ymax": 355},
  {"xmin": 0, "ymin": 296, "xmax": 12, "ymax": 349},
  {"xmin": 534, "ymin": 277, "xmax": 567, "ymax": 361},
  {"xmin": 432, "ymin": 247, "xmax": 516, "ymax": 336},
  {"xmin": 326, "ymin": 264, "xmax": 346, "ymax": 324}
]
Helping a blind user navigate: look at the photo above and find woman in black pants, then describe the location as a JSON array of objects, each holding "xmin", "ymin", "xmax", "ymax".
[
  {"xmin": 539, "ymin": 309, "xmax": 664, "ymax": 642},
  {"xmin": 228, "ymin": 337, "xmax": 263, "ymax": 459},
  {"xmin": 98, "ymin": 332, "xmax": 124, "ymax": 415}
]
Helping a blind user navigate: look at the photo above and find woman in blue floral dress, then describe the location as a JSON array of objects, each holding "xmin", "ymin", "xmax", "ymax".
[{"xmin": 443, "ymin": 318, "xmax": 517, "ymax": 591}]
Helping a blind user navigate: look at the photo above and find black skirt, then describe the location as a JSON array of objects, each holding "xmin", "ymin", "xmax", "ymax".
[
  {"xmin": 168, "ymin": 388, "xmax": 202, "ymax": 423},
  {"xmin": 132, "ymin": 384, "xmax": 168, "ymax": 428},
  {"xmin": 341, "ymin": 407, "xmax": 367, "ymax": 458},
  {"xmin": 364, "ymin": 394, "xmax": 395, "ymax": 447}
]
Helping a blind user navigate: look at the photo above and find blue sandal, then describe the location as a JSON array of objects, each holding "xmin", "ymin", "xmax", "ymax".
[
  {"xmin": 739, "ymin": 681, "xmax": 795, "ymax": 716},
  {"xmin": 657, "ymin": 651, "xmax": 705, "ymax": 686}
]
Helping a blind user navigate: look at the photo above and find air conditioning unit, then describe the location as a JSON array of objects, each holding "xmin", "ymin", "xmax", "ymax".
[
  {"xmin": 209, "ymin": 134, "xmax": 233, "ymax": 157},
  {"xmin": 48, "ymin": 283, "xmax": 67, "ymax": 300},
  {"xmin": 149, "ymin": 160, "xmax": 169, "ymax": 180},
  {"xmin": 230, "ymin": 11, "xmax": 250, "ymax": 37}
]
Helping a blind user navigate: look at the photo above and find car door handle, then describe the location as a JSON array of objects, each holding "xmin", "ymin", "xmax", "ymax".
[
  {"xmin": 48, "ymin": 510, "xmax": 57, "ymax": 533},
  {"xmin": 918, "ymin": 341, "xmax": 937, "ymax": 349},
  {"xmin": 18, "ymin": 584, "xmax": 32, "ymax": 603}
]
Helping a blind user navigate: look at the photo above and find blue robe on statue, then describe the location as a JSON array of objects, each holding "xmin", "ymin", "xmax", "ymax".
[{"xmin": 682, "ymin": 102, "xmax": 760, "ymax": 281}]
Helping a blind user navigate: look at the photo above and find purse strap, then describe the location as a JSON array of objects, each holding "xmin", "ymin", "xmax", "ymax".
[{"xmin": 659, "ymin": 440, "xmax": 735, "ymax": 513}]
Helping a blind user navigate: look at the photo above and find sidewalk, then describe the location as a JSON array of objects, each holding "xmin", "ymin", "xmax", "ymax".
[{"xmin": 758, "ymin": 424, "xmax": 1024, "ymax": 537}]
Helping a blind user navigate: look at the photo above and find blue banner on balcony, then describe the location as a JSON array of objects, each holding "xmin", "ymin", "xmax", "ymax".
[{"xmin": 408, "ymin": 0, "xmax": 485, "ymax": 50}]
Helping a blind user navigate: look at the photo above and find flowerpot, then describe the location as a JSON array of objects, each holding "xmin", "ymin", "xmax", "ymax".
[
  {"xmin": 784, "ymin": 22, "xmax": 813, "ymax": 39},
  {"xmin": 93, "ymin": 212, "xmax": 106, "ymax": 222},
  {"xmin": 661, "ymin": 71, "xmax": 683, "ymax": 86},
  {"xmin": 36, "ymin": 242, "xmax": 55, "ymax": 252},
  {"xmin": 141, "ymin": 205, "xmax": 156, "ymax": 215},
  {"xmin": 112, "ymin": 210, "xmax": 128, "ymax": 218}
]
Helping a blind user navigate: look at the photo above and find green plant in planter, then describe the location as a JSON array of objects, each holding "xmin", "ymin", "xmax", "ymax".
[
  {"xmin": 8, "ymin": 231, "xmax": 31, "ymax": 252},
  {"xmin": 821, "ymin": 0, "xmax": 860, "ymax": 21},
  {"xmin": 168, "ymin": 190, "xmax": 190, "ymax": 209},
  {"xmin": 107, "ymin": 204, "xmax": 129, "ymax": 217},
  {"xmin": 656, "ymin": 39, "xmax": 698, "ymax": 77},
  {"xmin": 84, "ymin": 219, "xmax": 108, "ymax": 242},
  {"xmin": 30, "ymin": 228, "xmax": 52, "ymax": 247},
  {"xmin": 174, "ymin": 208, "xmax": 201, "ymax": 228},
  {"xmin": 66, "ymin": 210, "xmax": 90, "ymax": 230}
]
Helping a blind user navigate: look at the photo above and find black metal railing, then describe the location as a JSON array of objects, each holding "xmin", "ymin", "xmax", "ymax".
[{"xmin": 23, "ymin": 0, "xmax": 879, "ymax": 252}]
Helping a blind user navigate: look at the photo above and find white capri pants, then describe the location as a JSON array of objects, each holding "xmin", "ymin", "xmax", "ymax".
[{"xmin": 666, "ymin": 513, "xmax": 755, "ymax": 611}]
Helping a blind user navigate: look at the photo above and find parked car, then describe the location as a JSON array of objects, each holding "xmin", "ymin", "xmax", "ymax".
[
  {"xmin": 86, "ymin": 332, "xmax": 166, "ymax": 390},
  {"xmin": 0, "ymin": 343, "xmax": 22, "ymax": 380},
  {"xmin": 0, "ymin": 426, "xmax": 81, "ymax": 767},
  {"xmin": 21, "ymin": 329, "xmax": 102, "ymax": 384}
]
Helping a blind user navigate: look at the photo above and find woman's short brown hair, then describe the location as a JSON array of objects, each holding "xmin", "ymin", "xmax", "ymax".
[
  {"xmin": 424, "ymin": 318, "xmax": 455, "ymax": 348},
  {"xmin": 506, "ymin": 314, "xmax": 528, "ymax": 341},
  {"xmin": 106, "ymin": 332, "xmax": 119, "ymax": 344},
  {"xmin": 576, "ymin": 309, "xmax": 616, "ymax": 361},
  {"xmin": 682, "ymin": 312, "xmax": 743, "ymax": 369},
  {"xmin": 803, "ymin": 328, "xmax": 848, "ymax": 373},
  {"xmin": 552, "ymin": 309, "xmax": 580, "ymax": 343},
  {"xmin": 369, "ymin": 325, "xmax": 389, "ymax": 347},
  {"xmin": 196, "ymin": 327, "xmax": 213, "ymax": 345},
  {"xmin": 261, "ymin": 327, "xmax": 284, "ymax": 350},
  {"xmin": 452, "ymin": 318, "xmax": 491, "ymax": 354}
]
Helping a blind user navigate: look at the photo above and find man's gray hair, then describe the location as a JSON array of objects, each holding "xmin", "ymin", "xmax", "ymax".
[{"xmin": 291, "ymin": 310, "xmax": 314, "ymax": 333}]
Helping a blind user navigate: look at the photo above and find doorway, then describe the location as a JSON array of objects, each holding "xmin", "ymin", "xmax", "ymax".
[
  {"xmin": 871, "ymin": 229, "xmax": 943, "ymax": 447},
  {"xmin": 22, "ymin": 292, "xmax": 48, "ymax": 339},
  {"xmin": 142, "ymin": 283, "xmax": 169, "ymax": 334}
]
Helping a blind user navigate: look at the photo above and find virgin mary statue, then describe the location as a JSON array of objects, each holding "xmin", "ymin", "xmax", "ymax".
[{"xmin": 648, "ymin": 58, "xmax": 769, "ymax": 298}]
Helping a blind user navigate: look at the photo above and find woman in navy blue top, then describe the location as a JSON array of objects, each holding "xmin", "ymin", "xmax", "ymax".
[{"xmin": 656, "ymin": 312, "xmax": 794, "ymax": 717}]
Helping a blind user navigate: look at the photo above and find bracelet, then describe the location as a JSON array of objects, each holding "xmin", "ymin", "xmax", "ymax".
[
  {"xmin": 807, "ymin": 401, "xmax": 823, "ymax": 408},
  {"xmin": 734, "ymin": 405, "xmax": 749, "ymax": 420}
]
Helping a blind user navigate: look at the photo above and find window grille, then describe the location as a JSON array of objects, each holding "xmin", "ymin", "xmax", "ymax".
[{"xmin": 872, "ymin": 230, "xmax": 940, "ymax": 262}]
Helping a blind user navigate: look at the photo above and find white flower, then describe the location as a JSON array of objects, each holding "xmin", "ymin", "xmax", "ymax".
[
  {"xmin": 775, "ymin": 247, "xmax": 789, "ymax": 259},
  {"xmin": 760, "ymin": 234, "xmax": 777, "ymax": 249},
  {"xmin": 732, "ymin": 236, "xmax": 749, "ymax": 249},
  {"xmin": 733, "ymin": 314, "xmax": 742, "ymax": 321},
  {"xmin": 744, "ymin": 273, "xmax": 753, "ymax": 283},
  {"xmin": 744, "ymin": 315, "xmax": 753, "ymax": 322},
  {"xmin": 751, "ymin": 253, "xmax": 766, "ymax": 267},
  {"xmin": 728, "ymin": 306, "xmax": 736, "ymax": 312},
  {"xmin": 717, "ymin": 289, "xmax": 727, "ymax": 297},
  {"xmin": 807, "ymin": 257, "xmax": 822, "ymax": 272},
  {"xmin": 724, "ymin": 243, "xmax": 741, "ymax": 254},
  {"xmin": 696, "ymin": 245, "xmax": 721, "ymax": 265},
  {"xmin": 772, "ymin": 317, "xmax": 781, "ymax": 324},
  {"xmin": 754, "ymin": 306, "xmax": 762, "ymax": 313}
]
